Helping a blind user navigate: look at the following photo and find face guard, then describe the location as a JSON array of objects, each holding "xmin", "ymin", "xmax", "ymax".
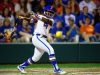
[{"xmin": 44, "ymin": 5, "xmax": 55, "ymax": 18}]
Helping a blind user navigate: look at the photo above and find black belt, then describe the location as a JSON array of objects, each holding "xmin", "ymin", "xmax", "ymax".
[{"xmin": 33, "ymin": 34, "xmax": 47, "ymax": 38}]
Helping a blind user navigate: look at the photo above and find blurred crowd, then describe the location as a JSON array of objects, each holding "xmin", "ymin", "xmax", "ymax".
[{"xmin": 0, "ymin": 0, "xmax": 100, "ymax": 43}]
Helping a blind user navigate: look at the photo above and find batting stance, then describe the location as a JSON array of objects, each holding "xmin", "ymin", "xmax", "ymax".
[{"xmin": 17, "ymin": 5, "xmax": 66, "ymax": 74}]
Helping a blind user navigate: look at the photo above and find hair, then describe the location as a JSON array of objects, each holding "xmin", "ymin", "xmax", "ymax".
[
  {"xmin": 83, "ymin": 6, "xmax": 88, "ymax": 10},
  {"xmin": 19, "ymin": 0, "xmax": 28, "ymax": 13},
  {"xmin": 2, "ymin": 7, "xmax": 11, "ymax": 17}
]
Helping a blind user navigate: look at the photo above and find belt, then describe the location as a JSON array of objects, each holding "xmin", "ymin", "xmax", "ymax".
[{"xmin": 33, "ymin": 34, "xmax": 47, "ymax": 38}]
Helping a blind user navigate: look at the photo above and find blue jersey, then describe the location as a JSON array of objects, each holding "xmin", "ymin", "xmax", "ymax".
[
  {"xmin": 78, "ymin": 13, "xmax": 94, "ymax": 24},
  {"xmin": 54, "ymin": 15, "xmax": 65, "ymax": 27},
  {"xmin": 0, "ymin": 25, "xmax": 15, "ymax": 42},
  {"xmin": 0, "ymin": 26, "xmax": 4, "ymax": 33},
  {"xmin": 95, "ymin": 23, "xmax": 100, "ymax": 33},
  {"xmin": 50, "ymin": 27, "xmax": 65, "ymax": 36},
  {"xmin": 50, "ymin": 26, "xmax": 66, "ymax": 42},
  {"xmin": 3, "ymin": 25, "xmax": 15, "ymax": 33},
  {"xmin": 0, "ymin": 26, "xmax": 4, "ymax": 39},
  {"xmin": 17, "ymin": 26, "xmax": 33, "ymax": 34},
  {"xmin": 65, "ymin": 26, "xmax": 77, "ymax": 38},
  {"xmin": 17, "ymin": 25, "xmax": 34, "ymax": 38}
]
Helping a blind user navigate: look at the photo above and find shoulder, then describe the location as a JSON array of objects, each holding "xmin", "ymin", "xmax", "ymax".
[
  {"xmin": 38, "ymin": 14, "xmax": 46, "ymax": 19},
  {"xmin": 17, "ymin": 26, "xmax": 22, "ymax": 31},
  {"xmin": 50, "ymin": 18, "xmax": 54, "ymax": 23},
  {"xmin": 70, "ymin": 14, "xmax": 76, "ymax": 18},
  {"xmin": 65, "ymin": 26, "xmax": 70, "ymax": 29},
  {"xmin": 88, "ymin": 13, "xmax": 93, "ymax": 17},
  {"xmin": 10, "ymin": 26, "xmax": 15, "ymax": 28},
  {"xmin": 0, "ymin": 26, "xmax": 4, "ymax": 29},
  {"xmin": 79, "ymin": 13, "xmax": 84, "ymax": 17}
]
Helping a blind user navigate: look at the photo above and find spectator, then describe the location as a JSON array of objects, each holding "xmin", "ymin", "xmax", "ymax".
[
  {"xmin": 13, "ymin": 0, "xmax": 20, "ymax": 13},
  {"xmin": 2, "ymin": 18, "xmax": 16, "ymax": 43},
  {"xmin": 78, "ymin": 6, "xmax": 94, "ymax": 26},
  {"xmin": 17, "ymin": 19, "xmax": 33, "ymax": 43},
  {"xmin": 53, "ymin": 0, "xmax": 63, "ymax": 15},
  {"xmin": 0, "ymin": 0, "xmax": 14, "ymax": 14},
  {"xmin": 65, "ymin": 17, "xmax": 79, "ymax": 42},
  {"xmin": 67, "ymin": 0, "xmax": 80, "ymax": 15},
  {"xmin": 53, "ymin": 14, "xmax": 64, "ymax": 28},
  {"xmin": 14, "ymin": 0, "xmax": 32, "ymax": 16},
  {"xmin": 79, "ymin": 0, "xmax": 96, "ymax": 14},
  {"xmin": 14, "ymin": 10, "xmax": 23, "ymax": 27},
  {"xmin": 63, "ymin": 6, "xmax": 76, "ymax": 26},
  {"xmin": 0, "ymin": 7, "xmax": 15, "ymax": 26},
  {"xmin": 95, "ymin": 23, "xmax": 100, "ymax": 41},
  {"xmin": 0, "ymin": 0, "xmax": 99, "ymax": 43},
  {"xmin": 80, "ymin": 16, "xmax": 96, "ymax": 42},
  {"xmin": 50, "ymin": 20, "xmax": 66, "ymax": 42},
  {"xmin": 53, "ymin": 0, "xmax": 64, "ymax": 27}
]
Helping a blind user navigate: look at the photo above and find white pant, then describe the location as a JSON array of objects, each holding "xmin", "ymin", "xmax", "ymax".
[{"xmin": 32, "ymin": 34, "xmax": 55, "ymax": 62}]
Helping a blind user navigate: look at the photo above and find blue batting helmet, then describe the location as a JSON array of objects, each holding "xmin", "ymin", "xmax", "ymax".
[
  {"xmin": 43, "ymin": 5, "xmax": 55, "ymax": 18},
  {"xmin": 44, "ymin": 5, "xmax": 55, "ymax": 13}
]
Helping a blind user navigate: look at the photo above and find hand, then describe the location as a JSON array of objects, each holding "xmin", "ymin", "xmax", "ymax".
[{"xmin": 18, "ymin": 16, "xmax": 24, "ymax": 19}]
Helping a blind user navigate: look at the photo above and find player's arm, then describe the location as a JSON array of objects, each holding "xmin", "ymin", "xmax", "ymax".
[
  {"xmin": 30, "ymin": 12, "xmax": 53, "ymax": 25},
  {"xmin": 41, "ymin": 17, "xmax": 53, "ymax": 26},
  {"xmin": 18, "ymin": 16, "xmax": 31, "ymax": 21},
  {"xmin": 18, "ymin": 15, "xmax": 38, "ymax": 23}
]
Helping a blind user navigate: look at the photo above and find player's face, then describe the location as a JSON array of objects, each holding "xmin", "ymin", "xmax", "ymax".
[{"xmin": 45, "ymin": 11, "xmax": 54, "ymax": 18}]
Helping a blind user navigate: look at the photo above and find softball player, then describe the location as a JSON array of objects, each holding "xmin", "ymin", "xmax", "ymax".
[{"xmin": 17, "ymin": 5, "xmax": 66, "ymax": 74}]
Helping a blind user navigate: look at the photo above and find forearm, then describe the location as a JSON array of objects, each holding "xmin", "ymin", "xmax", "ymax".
[
  {"xmin": 42, "ymin": 18, "xmax": 52, "ymax": 26},
  {"xmin": 19, "ymin": 32, "xmax": 32, "ymax": 37},
  {"xmin": 67, "ymin": 26, "xmax": 74, "ymax": 36}
]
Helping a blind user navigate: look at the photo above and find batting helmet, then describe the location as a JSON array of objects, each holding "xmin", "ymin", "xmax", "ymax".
[{"xmin": 43, "ymin": 5, "xmax": 55, "ymax": 18}]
